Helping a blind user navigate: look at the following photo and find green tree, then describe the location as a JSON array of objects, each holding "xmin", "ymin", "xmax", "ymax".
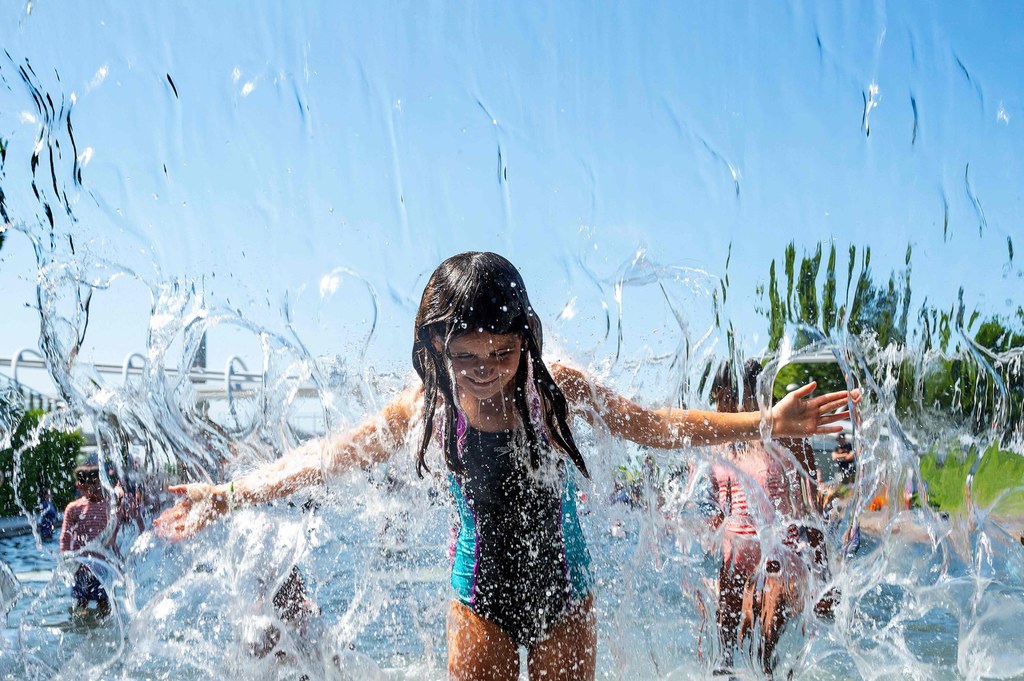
[
  {"xmin": 757, "ymin": 241, "xmax": 1022, "ymax": 440},
  {"xmin": 772, "ymin": 361, "xmax": 847, "ymax": 402},
  {"xmin": 0, "ymin": 409, "xmax": 83, "ymax": 516},
  {"xmin": 760, "ymin": 242, "xmax": 913, "ymax": 351}
]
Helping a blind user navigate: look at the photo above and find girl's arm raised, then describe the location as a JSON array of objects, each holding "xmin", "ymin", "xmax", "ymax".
[
  {"xmin": 551, "ymin": 363, "xmax": 853, "ymax": 448},
  {"xmin": 154, "ymin": 385, "xmax": 422, "ymax": 540}
]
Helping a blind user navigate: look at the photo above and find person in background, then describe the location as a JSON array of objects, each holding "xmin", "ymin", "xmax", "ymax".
[
  {"xmin": 830, "ymin": 435, "xmax": 855, "ymax": 485},
  {"xmin": 37, "ymin": 486, "xmax": 59, "ymax": 542},
  {"xmin": 107, "ymin": 463, "xmax": 146, "ymax": 539},
  {"xmin": 709, "ymin": 359, "xmax": 834, "ymax": 677},
  {"xmin": 60, "ymin": 463, "xmax": 114, "ymax": 617},
  {"xmin": 820, "ymin": 434, "xmax": 861, "ymax": 557}
]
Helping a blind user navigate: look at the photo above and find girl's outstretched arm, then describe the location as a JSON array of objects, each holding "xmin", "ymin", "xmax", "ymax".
[
  {"xmin": 154, "ymin": 385, "xmax": 423, "ymax": 540},
  {"xmin": 551, "ymin": 364, "xmax": 854, "ymax": 448}
]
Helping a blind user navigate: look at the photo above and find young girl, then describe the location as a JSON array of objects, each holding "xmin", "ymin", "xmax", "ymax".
[
  {"xmin": 155, "ymin": 251, "xmax": 853, "ymax": 681},
  {"xmin": 709, "ymin": 360, "xmax": 834, "ymax": 676}
]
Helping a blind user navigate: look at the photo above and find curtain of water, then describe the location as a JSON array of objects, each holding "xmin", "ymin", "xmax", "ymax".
[{"xmin": 0, "ymin": 2, "xmax": 1022, "ymax": 680}]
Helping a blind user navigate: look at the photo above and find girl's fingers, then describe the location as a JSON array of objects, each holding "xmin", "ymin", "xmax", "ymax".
[
  {"xmin": 155, "ymin": 508, "xmax": 182, "ymax": 526},
  {"xmin": 817, "ymin": 411, "xmax": 850, "ymax": 425},
  {"xmin": 154, "ymin": 518, "xmax": 177, "ymax": 539},
  {"xmin": 808, "ymin": 394, "xmax": 855, "ymax": 414},
  {"xmin": 774, "ymin": 383, "xmax": 858, "ymax": 436},
  {"xmin": 789, "ymin": 382, "xmax": 818, "ymax": 399},
  {"xmin": 808, "ymin": 391, "xmax": 850, "ymax": 408},
  {"xmin": 168, "ymin": 483, "xmax": 216, "ymax": 502},
  {"xmin": 155, "ymin": 509, "xmax": 196, "ymax": 541},
  {"xmin": 810, "ymin": 389, "xmax": 863, "ymax": 410},
  {"xmin": 159, "ymin": 526, "xmax": 185, "ymax": 541},
  {"xmin": 817, "ymin": 397, "xmax": 852, "ymax": 415}
]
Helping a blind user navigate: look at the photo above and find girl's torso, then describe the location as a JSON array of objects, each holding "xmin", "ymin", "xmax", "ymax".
[
  {"xmin": 713, "ymin": 441, "xmax": 812, "ymax": 536},
  {"xmin": 448, "ymin": 426, "xmax": 591, "ymax": 646}
]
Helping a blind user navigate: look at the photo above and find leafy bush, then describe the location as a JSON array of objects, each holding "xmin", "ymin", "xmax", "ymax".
[{"xmin": 0, "ymin": 409, "xmax": 83, "ymax": 517}]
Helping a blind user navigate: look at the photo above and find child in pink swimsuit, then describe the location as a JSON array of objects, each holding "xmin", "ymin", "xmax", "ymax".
[{"xmin": 709, "ymin": 360, "xmax": 832, "ymax": 676}]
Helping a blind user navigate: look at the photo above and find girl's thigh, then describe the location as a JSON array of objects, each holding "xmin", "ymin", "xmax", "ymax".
[
  {"xmin": 527, "ymin": 595, "xmax": 597, "ymax": 681},
  {"xmin": 752, "ymin": 574, "xmax": 798, "ymax": 643},
  {"xmin": 447, "ymin": 599, "xmax": 519, "ymax": 681}
]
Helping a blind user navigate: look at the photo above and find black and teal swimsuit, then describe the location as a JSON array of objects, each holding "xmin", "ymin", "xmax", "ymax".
[{"xmin": 448, "ymin": 426, "xmax": 592, "ymax": 646}]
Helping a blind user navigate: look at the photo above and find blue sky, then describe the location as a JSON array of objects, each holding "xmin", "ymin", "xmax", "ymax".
[{"xmin": 0, "ymin": 1, "xmax": 1021, "ymax": 399}]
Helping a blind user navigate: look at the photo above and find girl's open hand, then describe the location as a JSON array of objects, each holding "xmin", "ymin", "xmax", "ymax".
[
  {"xmin": 154, "ymin": 483, "xmax": 229, "ymax": 541},
  {"xmin": 770, "ymin": 381, "xmax": 859, "ymax": 438}
]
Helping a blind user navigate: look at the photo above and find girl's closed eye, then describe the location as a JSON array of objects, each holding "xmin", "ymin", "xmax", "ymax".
[{"xmin": 448, "ymin": 347, "xmax": 519, "ymax": 364}]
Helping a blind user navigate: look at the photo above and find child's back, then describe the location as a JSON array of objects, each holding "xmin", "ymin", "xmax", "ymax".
[
  {"xmin": 61, "ymin": 464, "xmax": 112, "ymax": 616},
  {"xmin": 59, "ymin": 495, "xmax": 109, "ymax": 553}
]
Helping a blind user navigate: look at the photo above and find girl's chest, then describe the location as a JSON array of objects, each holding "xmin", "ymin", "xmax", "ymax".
[{"xmin": 459, "ymin": 433, "xmax": 563, "ymax": 508}]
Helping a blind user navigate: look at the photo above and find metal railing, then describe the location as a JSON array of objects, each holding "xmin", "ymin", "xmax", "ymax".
[{"xmin": 0, "ymin": 347, "xmax": 267, "ymax": 404}]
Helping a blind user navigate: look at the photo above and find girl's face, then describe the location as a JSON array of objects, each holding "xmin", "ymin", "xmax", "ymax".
[{"xmin": 445, "ymin": 331, "xmax": 523, "ymax": 403}]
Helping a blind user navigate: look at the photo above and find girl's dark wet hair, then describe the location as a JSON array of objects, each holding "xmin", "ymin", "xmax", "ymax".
[
  {"xmin": 412, "ymin": 252, "xmax": 588, "ymax": 478},
  {"xmin": 711, "ymin": 359, "xmax": 764, "ymax": 413}
]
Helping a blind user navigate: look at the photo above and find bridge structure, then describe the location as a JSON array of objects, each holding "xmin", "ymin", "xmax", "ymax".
[
  {"xmin": 0, "ymin": 346, "xmax": 266, "ymax": 409},
  {"xmin": 0, "ymin": 347, "xmax": 277, "ymax": 449},
  {"xmin": 1, "ymin": 344, "xmax": 849, "ymax": 409}
]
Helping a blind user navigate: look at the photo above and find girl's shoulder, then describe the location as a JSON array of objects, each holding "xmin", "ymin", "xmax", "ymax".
[
  {"xmin": 548, "ymin": 360, "xmax": 572, "ymax": 378},
  {"xmin": 62, "ymin": 497, "xmax": 86, "ymax": 519},
  {"xmin": 387, "ymin": 382, "xmax": 426, "ymax": 416},
  {"xmin": 548, "ymin": 361, "xmax": 587, "ymax": 390}
]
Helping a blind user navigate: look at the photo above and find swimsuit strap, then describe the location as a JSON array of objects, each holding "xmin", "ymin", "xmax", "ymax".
[{"xmin": 433, "ymin": 407, "xmax": 470, "ymax": 462}]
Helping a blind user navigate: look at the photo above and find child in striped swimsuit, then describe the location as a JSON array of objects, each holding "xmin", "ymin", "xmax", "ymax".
[
  {"xmin": 60, "ymin": 464, "xmax": 113, "ymax": 616},
  {"xmin": 710, "ymin": 360, "xmax": 832, "ymax": 676}
]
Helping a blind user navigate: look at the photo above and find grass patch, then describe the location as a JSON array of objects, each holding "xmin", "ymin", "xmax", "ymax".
[{"xmin": 919, "ymin": 444, "xmax": 1024, "ymax": 514}]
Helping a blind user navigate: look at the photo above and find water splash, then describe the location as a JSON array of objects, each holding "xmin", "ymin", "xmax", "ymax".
[{"xmin": 1, "ymin": 4, "xmax": 1023, "ymax": 680}]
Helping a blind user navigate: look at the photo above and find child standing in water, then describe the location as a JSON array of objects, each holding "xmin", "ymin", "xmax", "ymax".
[
  {"xmin": 60, "ymin": 463, "xmax": 113, "ymax": 617},
  {"xmin": 709, "ymin": 360, "xmax": 834, "ymax": 677},
  {"xmin": 156, "ymin": 252, "xmax": 853, "ymax": 681},
  {"xmin": 37, "ymin": 486, "xmax": 59, "ymax": 542}
]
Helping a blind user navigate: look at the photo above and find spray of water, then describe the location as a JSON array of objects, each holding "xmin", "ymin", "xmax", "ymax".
[{"xmin": 2, "ymin": 5, "xmax": 1024, "ymax": 681}]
